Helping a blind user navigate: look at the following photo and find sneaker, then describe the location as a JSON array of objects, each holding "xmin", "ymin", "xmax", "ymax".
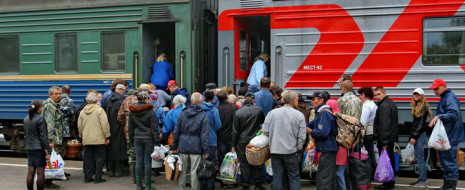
[
  {"xmin": 410, "ymin": 181, "xmax": 427, "ymax": 188},
  {"xmin": 410, "ymin": 181, "xmax": 419, "ymax": 186},
  {"xmin": 94, "ymin": 178, "xmax": 107, "ymax": 184}
]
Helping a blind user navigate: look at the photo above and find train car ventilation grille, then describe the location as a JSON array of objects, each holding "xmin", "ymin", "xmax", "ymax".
[
  {"xmin": 240, "ymin": 0, "xmax": 263, "ymax": 9},
  {"xmin": 148, "ymin": 6, "xmax": 171, "ymax": 20}
]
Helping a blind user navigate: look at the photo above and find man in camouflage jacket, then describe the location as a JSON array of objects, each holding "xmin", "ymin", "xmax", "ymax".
[
  {"xmin": 60, "ymin": 85, "xmax": 75, "ymax": 138},
  {"xmin": 42, "ymin": 86, "xmax": 66, "ymax": 155}
]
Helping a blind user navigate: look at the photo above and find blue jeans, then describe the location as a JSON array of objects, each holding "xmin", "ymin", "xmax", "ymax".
[
  {"xmin": 200, "ymin": 146, "xmax": 216, "ymax": 189},
  {"xmin": 217, "ymin": 141, "xmax": 232, "ymax": 168},
  {"xmin": 414, "ymin": 132, "xmax": 427, "ymax": 182},
  {"xmin": 271, "ymin": 153, "xmax": 300, "ymax": 190},
  {"xmin": 134, "ymin": 139, "xmax": 154, "ymax": 178},
  {"xmin": 336, "ymin": 165, "xmax": 347, "ymax": 190},
  {"xmin": 439, "ymin": 143, "xmax": 459, "ymax": 180}
]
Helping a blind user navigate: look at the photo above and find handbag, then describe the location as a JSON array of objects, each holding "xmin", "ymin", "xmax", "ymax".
[{"xmin": 197, "ymin": 159, "xmax": 215, "ymax": 179}]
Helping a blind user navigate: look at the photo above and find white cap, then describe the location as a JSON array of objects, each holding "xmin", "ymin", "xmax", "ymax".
[
  {"xmin": 413, "ymin": 88, "xmax": 424, "ymax": 95},
  {"xmin": 116, "ymin": 84, "xmax": 126, "ymax": 90}
]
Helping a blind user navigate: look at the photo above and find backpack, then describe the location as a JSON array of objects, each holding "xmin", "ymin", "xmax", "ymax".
[
  {"xmin": 322, "ymin": 109, "xmax": 364, "ymax": 149},
  {"xmin": 197, "ymin": 159, "xmax": 215, "ymax": 179}
]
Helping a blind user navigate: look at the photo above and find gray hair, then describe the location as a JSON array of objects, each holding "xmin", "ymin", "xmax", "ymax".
[
  {"xmin": 137, "ymin": 91, "xmax": 150, "ymax": 101},
  {"xmin": 116, "ymin": 84, "xmax": 126, "ymax": 91},
  {"xmin": 86, "ymin": 92, "xmax": 99, "ymax": 103},
  {"xmin": 172, "ymin": 95, "xmax": 187, "ymax": 108},
  {"xmin": 228, "ymin": 94, "xmax": 237, "ymax": 104},
  {"xmin": 49, "ymin": 86, "xmax": 61, "ymax": 95},
  {"xmin": 191, "ymin": 92, "xmax": 203, "ymax": 104},
  {"xmin": 282, "ymin": 90, "xmax": 298, "ymax": 104}
]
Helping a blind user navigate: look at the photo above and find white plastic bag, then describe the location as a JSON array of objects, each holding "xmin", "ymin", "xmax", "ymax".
[
  {"xmin": 401, "ymin": 144, "xmax": 416, "ymax": 164},
  {"xmin": 165, "ymin": 154, "xmax": 183, "ymax": 171},
  {"xmin": 218, "ymin": 152, "xmax": 237, "ymax": 181},
  {"xmin": 250, "ymin": 134, "xmax": 269, "ymax": 148},
  {"xmin": 428, "ymin": 119, "xmax": 451, "ymax": 151},
  {"xmin": 265, "ymin": 159, "xmax": 273, "ymax": 176},
  {"xmin": 45, "ymin": 149, "xmax": 66, "ymax": 180},
  {"xmin": 151, "ymin": 145, "xmax": 169, "ymax": 162}
]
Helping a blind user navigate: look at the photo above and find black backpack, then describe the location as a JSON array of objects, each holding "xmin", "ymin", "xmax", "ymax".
[{"xmin": 197, "ymin": 159, "xmax": 215, "ymax": 179}]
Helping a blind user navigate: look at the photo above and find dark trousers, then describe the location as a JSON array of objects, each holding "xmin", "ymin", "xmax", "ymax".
[
  {"xmin": 271, "ymin": 153, "xmax": 301, "ymax": 190},
  {"xmin": 364, "ymin": 135, "xmax": 377, "ymax": 174},
  {"xmin": 217, "ymin": 141, "xmax": 232, "ymax": 168},
  {"xmin": 84, "ymin": 145, "xmax": 106, "ymax": 181},
  {"xmin": 377, "ymin": 142, "xmax": 395, "ymax": 187},
  {"xmin": 439, "ymin": 144, "xmax": 459, "ymax": 180},
  {"xmin": 134, "ymin": 139, "xmax": 154, "ymax": 178},
  {"xmin": 316, "ymin": 152, "xmax": 337, "ymax": 190},
  {"xmin": 236, "ymin": 143, "xmax": 262, "ymax": 188}
]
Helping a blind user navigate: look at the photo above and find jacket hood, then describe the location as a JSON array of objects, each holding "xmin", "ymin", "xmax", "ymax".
[
  {"xmin": 174, "ymin": 88, "xmax": 189, "ymax": 96},
  {"xmin": 200, "ymin": 102, "xmax": 214, "ymax": 111},
  {"xmin": 109, "ymin": 92, "xmax": 125, "ymax": 102},
  {"xmin": 129, "ymin": 102, "xmax": 153, "ymax": 113},
  {"xmin": 82, "ymin": 103, "xmax": 101, "ymax": 115},
  {"xmin": 184, "ymin": 104, "xmax": 204, "ymax": 118}
]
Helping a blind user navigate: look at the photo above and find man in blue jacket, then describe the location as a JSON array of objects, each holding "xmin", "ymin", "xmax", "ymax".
[
  {"xmin": 428, "ymin": 79, "xmax": 465, "ymax": 190},
  {"xmin": 171, "ymin": 92, "xmax": 210, "ymax": 190},
  {"xmin": 254, "ymin": 77, "xmax": 274, "ymax": 117},
  {"xmin": 167, "ymin": 80, "xmax": 190, "ymax": 107},
  {"xmin": 307, "ymin": 91, "xmax": 338, "ymax": 190},
  {"xmin": 200, "ymin": 90, "xmax": 222, "ymax": 189}
]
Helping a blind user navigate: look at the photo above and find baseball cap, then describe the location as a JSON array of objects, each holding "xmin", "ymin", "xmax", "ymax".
[
  {"xmin": 166, "ymin": 80, "xmax": 177, "ymax": 90},
  {"xmin": 413, "ymin": 88, "xmax": 424, "ymax": 95},
  {"xmin": 205, "ymin": 83, "xmax": 217, "ymax": 91},
  {"xmin": 307, "ymin": 91, "xmax": 328, "ymax": 101},
  {"xmin": 139, "ymin": 84, "xmax": 151, "ymax": 91},
  {"xmin": 244, "ymin": 92, "xmax": 255, "ymax": 99},
  {"xmin": 115, "ymin": 84, "xmax": 126, "ymax": 91},
  {"xmin": 429, "ymin": 79, "xmax": 447, "ymax": 89}
]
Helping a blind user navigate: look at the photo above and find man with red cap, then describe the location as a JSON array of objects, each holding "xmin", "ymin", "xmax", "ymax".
[
  {"xmin": 428, "ymin": 79, "xmax": 464, "ymax": 190},
  {"xmin": 167, "ymin": 80, "xmax": 190, "ymax": 107}
]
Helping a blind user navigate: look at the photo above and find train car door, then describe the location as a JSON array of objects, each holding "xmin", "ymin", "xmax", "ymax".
[
  {"xmin": 234, "ymin": 18, "xmax": 250, "ymax": 83},
  {"xmin": 233, "ymin": 16, "xmax": 270, "ymax": 91}
]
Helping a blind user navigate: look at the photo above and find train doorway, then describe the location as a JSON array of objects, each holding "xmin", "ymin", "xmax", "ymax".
[
  {"xmin": 142, "ymin": 22, "xmax": 176, "ymax": 84},
  {"xmin": 234, "ymin": 16, "xmax": 270, "ymax": 87}
]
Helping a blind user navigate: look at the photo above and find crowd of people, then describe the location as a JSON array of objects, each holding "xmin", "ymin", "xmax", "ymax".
[{"xmin": 22, "ymin": 71, "xmax": 464, "ymax": 190}]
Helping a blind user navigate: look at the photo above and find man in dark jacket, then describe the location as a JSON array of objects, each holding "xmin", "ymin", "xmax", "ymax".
[
  {"xmin": 232, "ymin": 92, "xmax": 265, "ymax": 190},
  {"xmin": 373, "ymin": 86, "xmax": 398, "ymax": 189},
  {"xmin": 215, "ymin": 89, "xmax": 238, "ymax": 188},
  {"xmin": 104, "ymin": 84, "xmax": 128, "ymax": 177},
  {"xmin": 428, "ymin": 79, "xmax": 465, "ymax": 190},
  {"xmin": 307, "ymin": 91, "xmax": 338, "ymax": 190},
  {"xmin": 172, "ymin": 92, "xmax": 209, "ymax": 190},
  {"xmin": 167, "ymin": 80, "xmax": 190, "ymax": 107}
]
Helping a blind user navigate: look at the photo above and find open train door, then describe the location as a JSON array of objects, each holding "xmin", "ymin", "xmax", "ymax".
[
  {"xmin": 233, "ymin": 18, "xmax": 251, "ymax": 89},
  {"xmin": 232, "ymin": 16, "xmax": 270, "ymax": 92}
]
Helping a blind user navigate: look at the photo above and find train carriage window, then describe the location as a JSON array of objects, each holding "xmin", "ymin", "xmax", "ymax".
[
  {"xmin": 423, "ymin": 17, "xmax": 465, "ymax": 65},
  {"xmin": 102, "ymin": 32, "xmax": 126, "ymax": 72},
  {"xmin": 56, "ymin": 33, "xmax": 78, "ymax": 73},
  {"xmin": 0, "ymin": 35, "xmax": 19, "ymax": 73}
]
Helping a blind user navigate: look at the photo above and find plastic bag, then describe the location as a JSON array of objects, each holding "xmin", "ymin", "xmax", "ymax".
[
  {"xmin": 401, "ymin": 144, "xmax": 416, "ymax": 164},
  {"xmin": 45, "ymin": 149, "xmax": 67, "ymax": 180},
  {"xmin": 218, "ymin": 152, "xmax": 237, "ymax": 181},
  {"xmin": 164, "ymin": 154, "xmax": 183, "ymax": 171},
  {"xmin": 151, "ymin": 145, "xmax": 169, "ymax": 162},
  {"xmin": 428, "ymin": 119, "xmax": 451, "ymax": 151},
  {"xmin": 265, "ymin": 159, "xmax": 273, "ymax": 176},
  {"xmin": 374, "ymin": 149, "xmax": 395, "ymax": 183},
  {"xmin": 301, "ymin": 138, "xmax": 316, "ymax": 173},
  {"xmin": 250, "ymin": 134, "xmax": 269, "ymax": 148}
]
